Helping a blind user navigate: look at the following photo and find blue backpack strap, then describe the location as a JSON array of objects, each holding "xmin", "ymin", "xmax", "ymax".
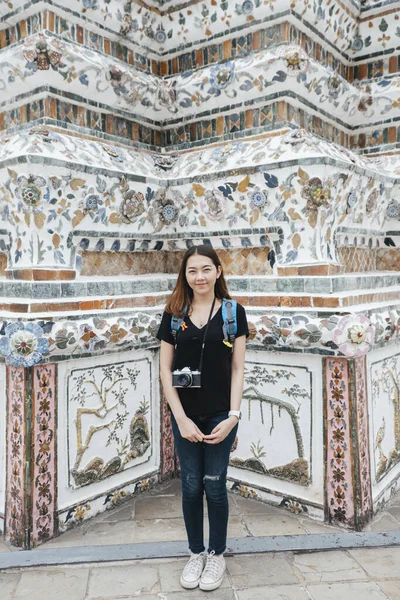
[
  {"xmin": 222, "ymin": 298, "xmax": 237, "ymax": 348},
  {"xmin": 170, "ymin": 305, "xmax": 188, "ymax": 341}
]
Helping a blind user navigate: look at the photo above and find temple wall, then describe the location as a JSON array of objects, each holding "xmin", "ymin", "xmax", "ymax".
[{"xmin": 1, "ymin": 0, "xmax": 400, "ymax": 545}]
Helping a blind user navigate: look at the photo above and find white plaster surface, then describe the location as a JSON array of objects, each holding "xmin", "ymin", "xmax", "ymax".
[
  {"xmin": 56, "ymin": 349, "xmax": 160, "ymax": 511},
  {"xmin": 229, "ymin": 350, "xmax": 324, "ymax": 507},
  {"xmin": 0, "ymin": 363, "xmax": 6, "ymax": 534}
]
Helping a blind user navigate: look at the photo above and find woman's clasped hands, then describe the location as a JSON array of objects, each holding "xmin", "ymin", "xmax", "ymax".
[{"xmin": 177, "ymin": 415, "xmax": 238, "ymax": 444}]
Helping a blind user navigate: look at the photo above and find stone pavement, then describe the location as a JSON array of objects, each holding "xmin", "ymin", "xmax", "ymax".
[
  {"xmin": 25, "ymin": 479, "xmax": 400, "ymax": 550},
  {"xmin": 1, "ymin": 548, "xmax": 400, "ymax": 599},
  {"xmin": 1, "ymin": 480, "xmax": 400, "ymax": 599}
]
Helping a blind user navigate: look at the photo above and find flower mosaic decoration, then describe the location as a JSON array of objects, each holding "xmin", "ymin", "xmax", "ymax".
[
  {"xmin": 0, "ymin": 322, "xmax": 49, "ymax": 366},
  {"xmin": 15, "ymin": 174, "xmax": 50, "ymax": 209},
  {"xmin": 156, "ymin": 80, "xmax": 177, "ymax": 110},
  {"xmin": 209, "ymin": 142, "xmax": 245, "ymax": 164},
  {"xmin": 120, "ymin": 189, "xmax": 145, "ymax": 223},
  {"xmin": 299, "ymin": 172, "xmax": 332, "ymax": 227},
  {"xmin": 23, "ymin": 34, "xmax": 63, "ymax": 71},
  {"xmin": 235, "ymin": 0, "xmax": 256, "ymax": 15},
  {"xmin": 248, "ymin": 186, "xmax": 268, "ymax": 209},
  {"xmin": 332, "ymin": 315, "xmax": 374, "ymax": 357},
  {"xmin": 152, "ymin": 189, "xmax": 180, "ymax": 227},
  {"xmin": 84, "ymin": 194, "xmax": 100, "ymax": 211},
  {"xmin": 282, "ymin": 46, "xmax": 309, "ymax": 76},
  {"xmin": 209, "ymin": 63, "xmax": 235, "ymax": 90},
  {"xmin": 154, "ymin": 24, "xmax": 167, "ymax": 44},
  {"xmin": 327, "ymin": 73, "xmax": 343, "ymax": 99},
  {"xmin": 200, "ymin": 189, "xmax": 227, "ymax": 221},
  {"xmin": 386, "ymin": 200, "xmax": 400, "ymax": 220}
]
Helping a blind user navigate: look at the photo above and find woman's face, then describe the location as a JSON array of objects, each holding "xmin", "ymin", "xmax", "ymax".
[{"xmin": 185, "ymin": 253, "xmax": 221, "ymax": 296}]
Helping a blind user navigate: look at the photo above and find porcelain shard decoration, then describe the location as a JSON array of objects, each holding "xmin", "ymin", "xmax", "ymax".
[{"xmin": 0, "ymin": 323, "xmax": 49, "ymax": 367}]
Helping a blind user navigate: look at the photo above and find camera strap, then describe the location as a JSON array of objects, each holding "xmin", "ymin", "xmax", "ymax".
[
  {"xmin": 198, "ymin": 297, "xmax": 216, "ymax": 374},
  {"xmin": 172, "ymin": 297, "xmax": 216, "ymax": 372}
]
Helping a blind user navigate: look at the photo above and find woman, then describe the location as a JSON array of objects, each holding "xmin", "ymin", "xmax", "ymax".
[{"xmin": 157, "ymin": 245, "xmax": 248, "ymax": 591}]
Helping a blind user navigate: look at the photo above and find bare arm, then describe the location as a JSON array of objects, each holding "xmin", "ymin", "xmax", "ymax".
[
  {"xmin": 159, "ymin": 341, "xmax": 203, "ymax": 442},
  {"xmin": 230, "ymin": 334, "xmax": 246, "ymax": 412}
]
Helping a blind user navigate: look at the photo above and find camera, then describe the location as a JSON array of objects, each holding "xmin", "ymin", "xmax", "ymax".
[{"xmin": 172, "ymin": 367, "xmax": 201, "ymax": 388}]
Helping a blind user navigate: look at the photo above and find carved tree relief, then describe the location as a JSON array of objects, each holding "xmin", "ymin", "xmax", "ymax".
[{"xmin": 69, "ymin": 362, "xmax": 151, "ymax": 487}]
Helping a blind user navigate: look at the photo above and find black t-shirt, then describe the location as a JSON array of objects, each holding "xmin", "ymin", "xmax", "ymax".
[{"xmin": 157, "ymin": 302, "xmax": 249, "ymax": 417}]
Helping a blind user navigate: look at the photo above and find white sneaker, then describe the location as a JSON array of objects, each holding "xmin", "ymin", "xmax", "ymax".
[
  {"xmin": 199, "ymin": 551, "xmax": 226, "ymax": 591},
  {"xmin": 180, "ymin": 552, "xmax": 206, "ymax": 589}
]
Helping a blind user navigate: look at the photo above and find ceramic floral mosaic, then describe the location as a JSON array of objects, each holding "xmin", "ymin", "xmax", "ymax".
[{"xmin": 1, "ymin": 129, "xmax": 400, "ymax": 273}]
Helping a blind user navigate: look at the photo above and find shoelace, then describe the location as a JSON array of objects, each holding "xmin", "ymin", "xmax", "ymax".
[
  {"xmin": 203, "ymin": 551, "xmax": 222, "ymax": 579},
  {"xmin": 184, "ymin": 553, "xmax": 204, "ymax": 576}
]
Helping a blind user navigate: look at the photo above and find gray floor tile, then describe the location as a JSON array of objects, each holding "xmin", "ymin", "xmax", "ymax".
[
  {"xmin": 103, "ymin": 597, "xmax": 161, "ymax": 600},
  {"xmin": 0, "ymin": 572, "xmax": 21, "ymax": 600},
  {"xmin": 88, "ymin": 563, "xmax": 159, "ymax": 598},
  {"xmin": 306, "ymin": 581, "xmax": 388, "ymax": 600},
  {"xmin": 132, "ymin": 517, "xmax": 187, "ymax": 542},
  {"xmin": 299, "ymin": 518, "xmax": 340, "ymax": 534},
  {"xmin": 387, "ymin": 505, "xmax": 400, "ymax": 522},
  {"xmin": 0, "ymin": 539, "xmax": 11, "ymax": 553},
  {"xmin": 134, "ymin": 495, "xmax": 184, "ymax": 520},
  {"xmin": 226, "ymin": 554, "xmax": 299, "ymax": 587},
  {"xmin": 291, "ymin": 550, "xmax": 366, "ymax": 583},
  {"xmin": 376, "ymin": 579, "xmax": 400, "ymax": 599},
  {"xmin": 159, "ymin": 590, "xmax": 236, "ymax": 599},
  {"xmin": 233, "ymin": 496, "xmax": 282, "ymax": 516},
  {"xmin": 81, "ymin": 521, "xmax": 136, "ymax": 545},
  {"xmin": 14, "ymin": 569, "xmax": 89, "ymax": 600},
  {"xmin": 39, "ymin": 527, "xmax": 85, "ymax": 549},
  {"xmin": 148, "ymin": 479, "xmax": 182, "ymax": 496},
  {"xmin": 243, "ymin": 513, "xmax": 308, "ymax": 536},
  {"xmin": 96, "ymin": 502, "xmax": 135, "ymax": 522},
  {"xmin": 367, "ymin": 512, "xmax": 400, "ymax": 532},
  {"xmin": 236, "ymin": 584, "xmax": 310, "ymax": 599},
  {"xmin": 349, "ymin": 547, "xmax": 400, "ymax": 579}
]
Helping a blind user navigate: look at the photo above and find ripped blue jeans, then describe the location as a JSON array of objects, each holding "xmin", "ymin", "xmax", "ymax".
[{"xmin": 171, "ymin": 411, "xmax": 238, "ymax": 555}]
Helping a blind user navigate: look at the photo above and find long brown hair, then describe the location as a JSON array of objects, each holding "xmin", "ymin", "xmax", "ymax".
[{"xmin": 166, "ymin": 245, "xmax": 231, "ymax": 317}]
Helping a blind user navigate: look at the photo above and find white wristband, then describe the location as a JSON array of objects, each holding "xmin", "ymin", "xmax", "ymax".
[{"xmin": 228, "ymin": 410, "xmax": 241, "ymax": 420}]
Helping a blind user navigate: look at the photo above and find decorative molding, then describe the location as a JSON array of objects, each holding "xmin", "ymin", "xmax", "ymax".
[
  {"xmin": 5, "ymin": 366, "xmax": 26, "ymax": 546},
  {"xmin": 353, "ymin": 356, "xmax": 373, "ymax": 524},
  {"xmin": 325, "ymin": 358, "xmax": 356, "ymax": 528},
  {"xmin": 1, "ymin": 36, "xmax": 399, "ymax": 134},
  {"xmin": 31, "ymin": 364, "xmax": 57, "ymax": 545},
  {"xmin": 0, "ymin": 303, "xmax": 399, "ymax": 365},
  {"xmin": 1, "ymin": 0, "xmax": 397, "ymax": 59},
  {"xmin": 160, "ymin": 393, "xmax": 175, "ymax": 479}
]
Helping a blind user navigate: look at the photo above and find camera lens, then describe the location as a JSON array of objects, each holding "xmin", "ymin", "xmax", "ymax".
[{"xmin": 178, "ymin": 373, "xmax": 192, "ymax": 387}]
